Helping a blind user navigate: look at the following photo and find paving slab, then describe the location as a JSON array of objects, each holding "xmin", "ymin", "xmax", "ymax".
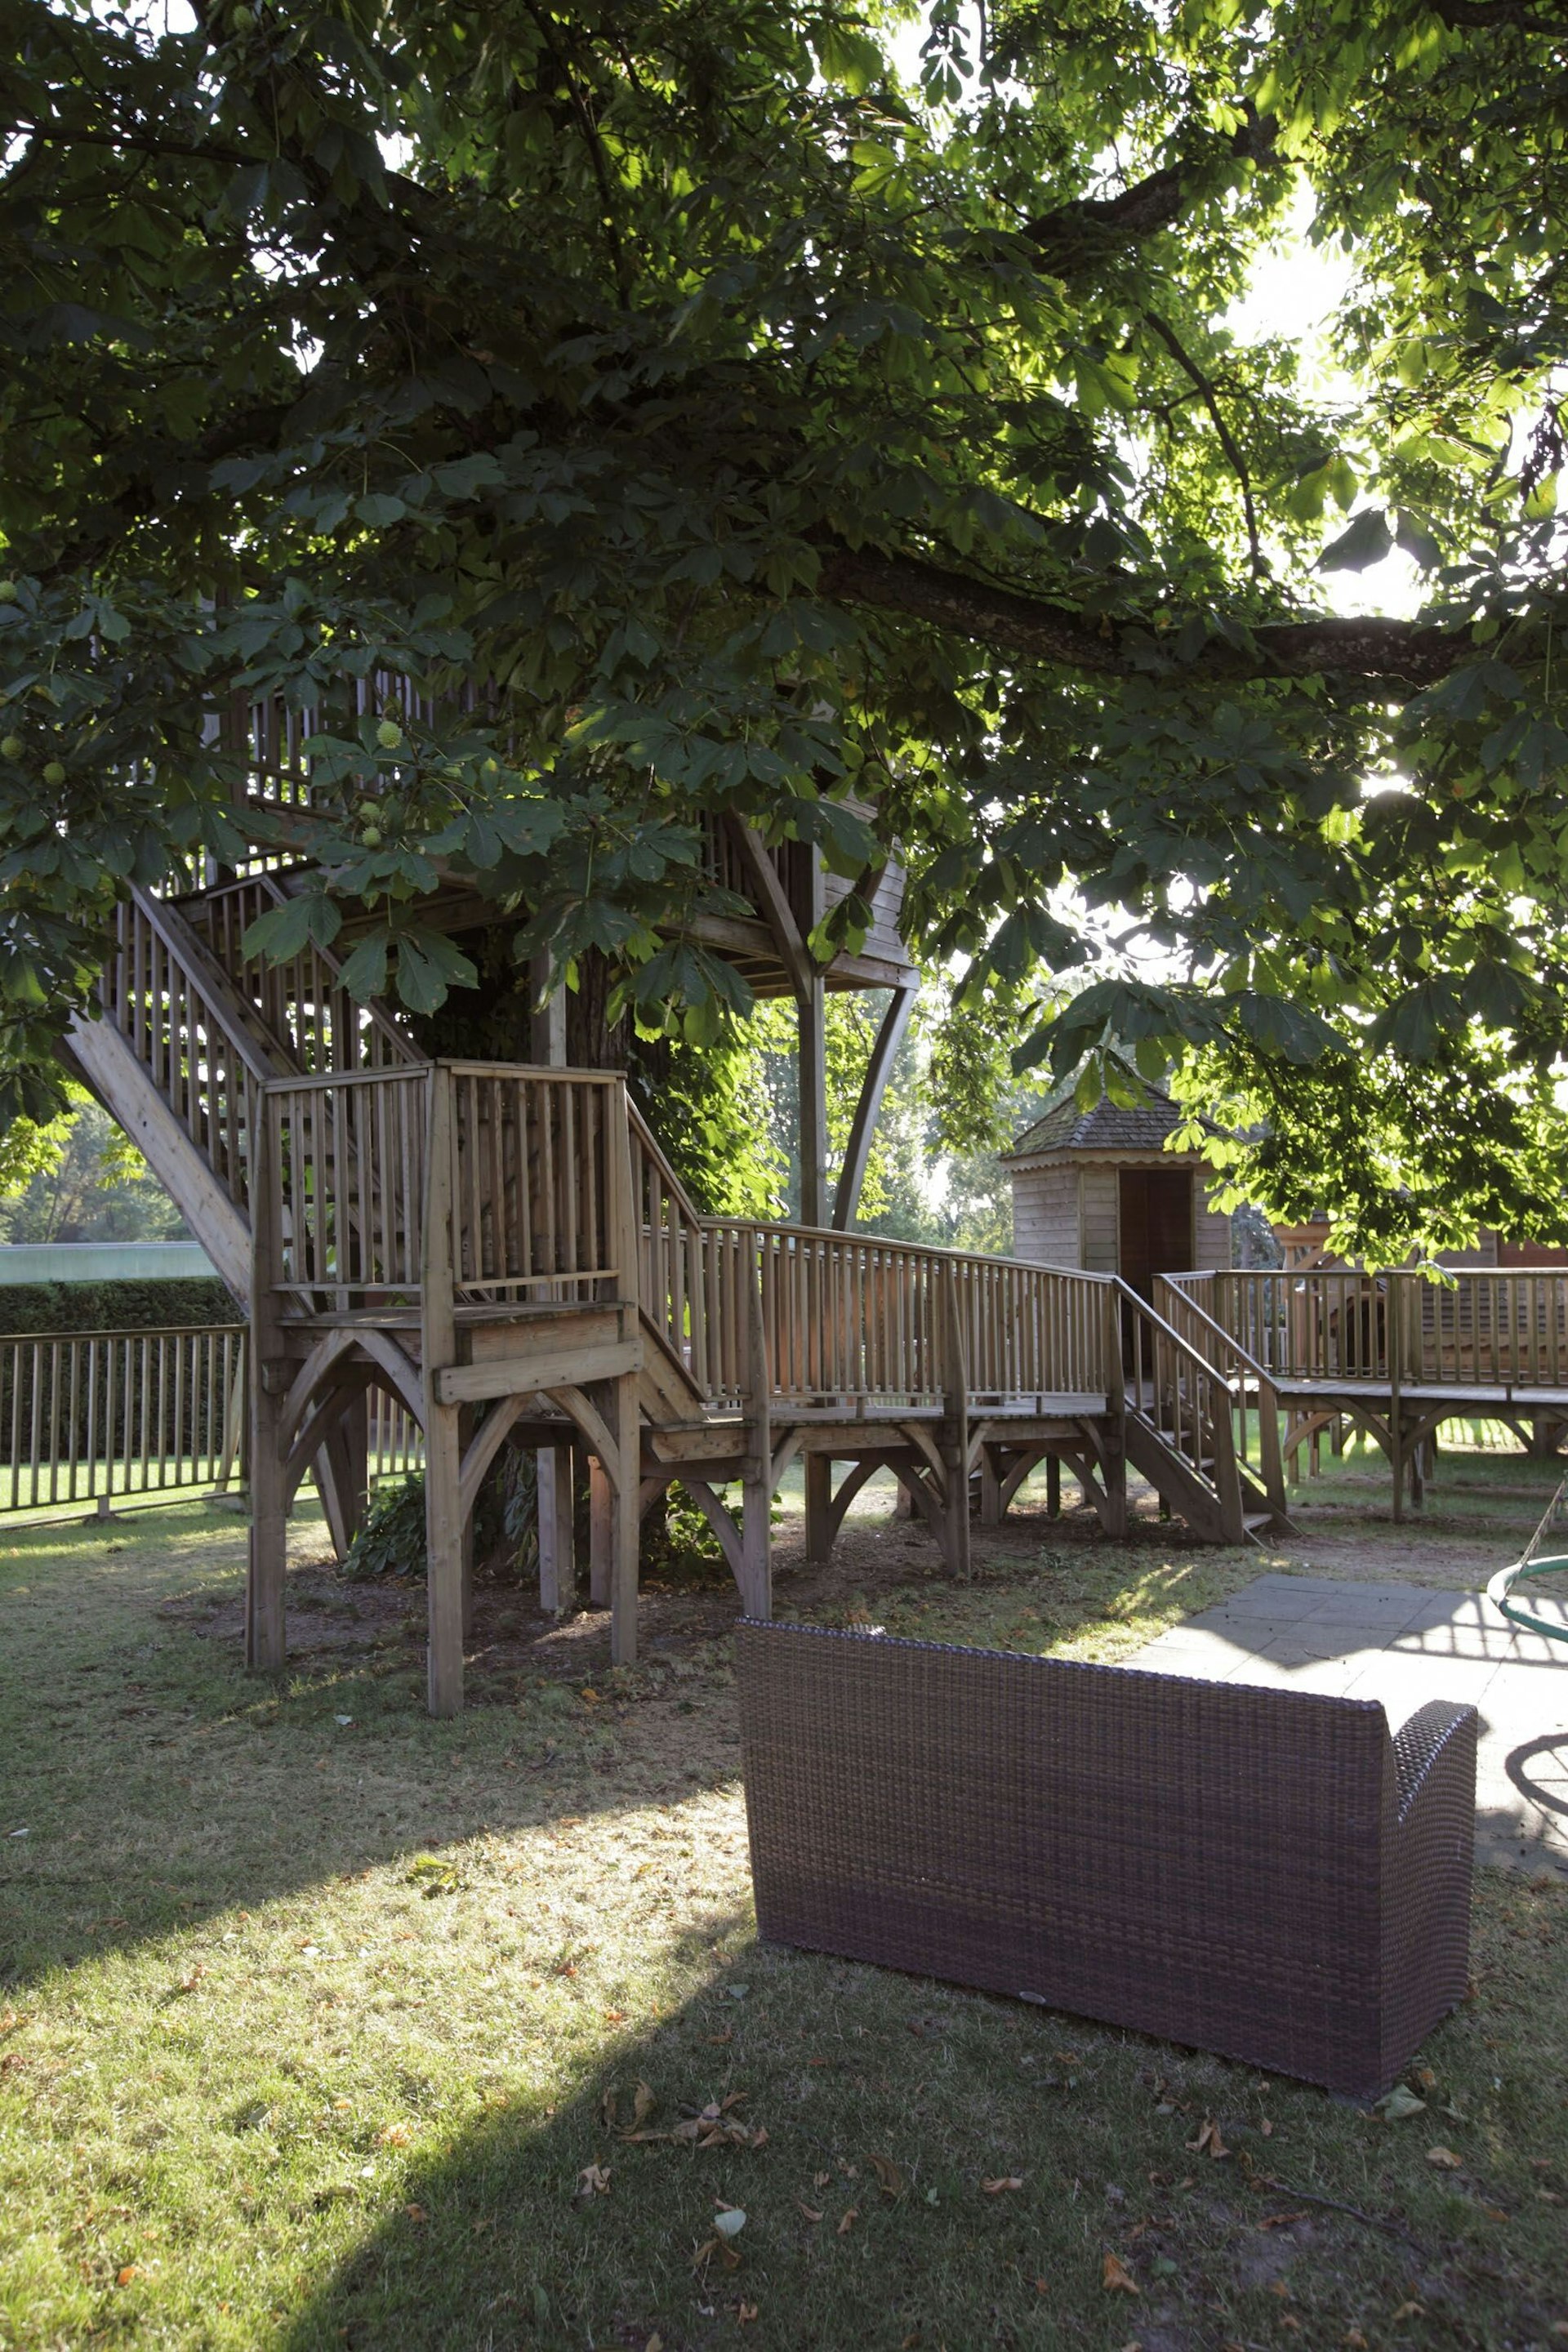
[{"xmin": 1130, "ymin": 1573, "xmax": 1568, "ymax": 1875}]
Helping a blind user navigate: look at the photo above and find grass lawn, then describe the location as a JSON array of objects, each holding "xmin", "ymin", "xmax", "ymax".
[{"xmin": 1, "ymin": 1481, "xmax": 1565, "ymax": 2352}]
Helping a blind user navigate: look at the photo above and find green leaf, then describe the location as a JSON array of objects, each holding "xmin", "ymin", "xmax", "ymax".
[{"xmin": 1317, "ymin": 509, "xmax": 1393, "ymax": 572}]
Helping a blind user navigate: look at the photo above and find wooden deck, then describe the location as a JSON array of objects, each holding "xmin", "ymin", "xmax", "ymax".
[{"xmin": 71, "ymin": 869, "xmax": 1568, "ymax": 1717}]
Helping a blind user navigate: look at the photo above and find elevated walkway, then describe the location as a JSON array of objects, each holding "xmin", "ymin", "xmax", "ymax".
[{"xmin": 64, "ymin": 880, "xmax": 1296, "ymax": 1714}]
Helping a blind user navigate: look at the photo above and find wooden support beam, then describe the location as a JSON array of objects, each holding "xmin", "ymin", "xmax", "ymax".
[
  {"xmin": 799, "ymin": 975, "xmax": 828, "ymax": 1232},
  {"xmin": 741, "ymin": 1233, "xmax": 773, "ymax": 1616},
  {"xmin": 978, "ymin": 1443, "xmax": 1004, "ymax": 1527},
  {"xmin": 589, "ymin": 1459, "xmax": 612, "ymax": 1606},
  {"xmin": 537, "ymin": 1441, "xmax": 574, "ymax": 1615},
  {"xmin": 803, "ymin": 1453, "xmax": 833, "ymax": 1566},
  {"xmin": 610, "ymin": 1371, "xmax": 641, "ymax": 1666},
  {"xmin": 728, "ymin": 819, "xmax": 817, "ymax": 1004},
  {"xmin": 65, "ymin": 1014, "xmax": 252, "ymax": 1303},
  {"xmin": 832, "ymin": 982, "xmax": 917, "ymax": 1231},
  {"xmin": 246, "ymin": 1091, "xmax": 287, "ymax": 1673},
  {"xmin": 433, "ymin": 1338, "xmax": 640, "ymax": 1405},
  {"xmin": 938, "ymin": 1260, "xmax": 971, "ymax": 1579},
  {"xmin": 421, "ymin": 1065, "xmax": 466, "ymax": 1717}
]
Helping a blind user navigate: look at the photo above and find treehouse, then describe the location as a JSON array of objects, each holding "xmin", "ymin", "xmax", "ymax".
[
  {"xmin": 57, "ymin": 682, "xmax": 1300, "ymax": 1716},
  {"xmin": 1002, "ymin": 1087, "xmax": 1233, "ymax": 1297}
]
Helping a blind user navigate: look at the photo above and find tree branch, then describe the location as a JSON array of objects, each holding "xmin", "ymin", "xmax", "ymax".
[
  {"xmin": 1143, "ymin": 310, "xmax": 1263, "ymax": 577},
  {"xmin": 1022, "ymin": 106, "xmax": 1277, "ymax": 274},
  {"xmin": 818, "ymin": 542, "xmax": 1469, "ymax": 686}
]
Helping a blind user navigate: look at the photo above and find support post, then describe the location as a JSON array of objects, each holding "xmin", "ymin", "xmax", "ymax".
[
  {"xmin": 978, "ymin": 1444, "xmax": 1004, "ymax": 1527},
  {"xmin": 832, "ymin": 982, "xmax": 917, "ymax": 1231},
  {"xmin": 1100, "ymin": 1283, "xmax": 1129, "ymax": 1538},
  {"xmin": 610, "ymin": 1372, "xmax": 640, "ymax": 1666},
  {"xmin": 537, "ymin": 1441, "xmax": 574, "ymax": 1615},
  {"xmin": 421, "ymin": 1065, "xmax": 466, "ymax": 1717},
  {"xmin": 1046, "ymin": 1454, "xmax": 1062, "ymax": 1518},
  {"xmin": 531, "ymin": 951, "xmax": 569, "ymax": 1597},
  {"xmin": 588, "ymin": 1461, "xmax": 612, "ymax": 1605},
  {"xmin": 803, "ymin": 1453, "xmax": 833, "ymax": 1566},
  {"xmin": 246, "ymin": 1094, "xmax": 288, "ymax": 1673},
  {"xmin": 798, "ymin": 975, "xmax": 828, "ymax": 1230},
  {"xmin": 1389, "ymin": 1276, "xmax": 1405, "ymax": 1525},
  {"xmin": 742, "ymin": 1231, "xmax": 773, "ymax": 1615},
  {"xmin": 938, "ymin": 1261, "xmax": 971, "ymax": 1579},
  {"xmin": 607, "ymin": 1076, "xmax": 641, "ymax": 1662}
]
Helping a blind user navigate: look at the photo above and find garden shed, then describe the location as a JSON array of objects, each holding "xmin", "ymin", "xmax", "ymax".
[{"xmin": 1002, "ymin": 1089, "xmax": 1232, "ymax": 1292}]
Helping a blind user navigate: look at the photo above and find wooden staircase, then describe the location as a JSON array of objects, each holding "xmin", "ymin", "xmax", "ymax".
[{"xmin": 60, "ymin": 875, "xmax": 1293, "ymax": 1715}]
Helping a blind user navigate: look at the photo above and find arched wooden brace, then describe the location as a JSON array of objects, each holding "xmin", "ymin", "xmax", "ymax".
[{"xmin": 283, "ymin": 1364, "xmax": 375, "ymax": 1506}]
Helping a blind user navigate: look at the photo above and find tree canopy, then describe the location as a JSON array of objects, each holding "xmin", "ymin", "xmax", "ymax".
[{"xmin": 5, "ymin": 0, "xmax": 1568, "ymax": 1250}]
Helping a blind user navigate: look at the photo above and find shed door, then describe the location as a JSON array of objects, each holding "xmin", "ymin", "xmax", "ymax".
[{"xmin": 1118, "ymin": 1168, "xmax": 1194, "ymax": 1300}]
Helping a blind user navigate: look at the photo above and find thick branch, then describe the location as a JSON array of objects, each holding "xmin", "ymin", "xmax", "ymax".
[
  {"xmin": 819, "ymin": 544, "xmax": 1468, "ymax": 687},
  {"xmin": 1023, "ymin": 107, "xmax": 1277, "ymax": 273}
]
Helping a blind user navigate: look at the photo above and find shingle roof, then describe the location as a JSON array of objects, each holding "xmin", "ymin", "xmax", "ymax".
[{"xmin": 1002, "ymin": 1089, "xmax": 1190, "ymax": 1162}]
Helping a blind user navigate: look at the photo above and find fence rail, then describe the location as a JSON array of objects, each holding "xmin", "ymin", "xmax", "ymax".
[
  {"xmin": 0, "ymin": 1325, "xmax": 246, "ymax": 1516},
  {"xmin": 0, "ymin": 1326, "xmax": 423, "ymax": 1521},
  {"xmin": 1177, "ymin": 1268, "xmax": 1568, "ymax": 1390},
  {"xmin": 627, "ymin": 1106, "xmax": 1111, "ymax": 1408}
]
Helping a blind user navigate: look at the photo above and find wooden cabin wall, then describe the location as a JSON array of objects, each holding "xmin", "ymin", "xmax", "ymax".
[
  {"xmin": 1196, "ymin": 1185, "xmax": 1232, "ymax": 1272},
  {"xmin": 1080, "ymin": 1168, "xmax": 1120, "ymax": 1274},
  {"xmin": 1011, "ymin": 1166, "xmax": 1080, "ymax": 1267}
]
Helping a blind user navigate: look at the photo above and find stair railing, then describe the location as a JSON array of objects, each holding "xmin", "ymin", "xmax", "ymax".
[
  {"xmin": 1115, "ymin": 1279, "xmax": 1247, "ymax": 1542},
  {"xmin": 99, "ymin": 889, "xmax": 287, "ymax": 1214},
  {"xmin": 173, "ymin": 871, "xmax": 420, "ymax": 1076},
  {"xmin": 1155, "ymin": 1272, "xmax": 1288, "ymax": 1522},
  {"xmin": 625, "ymin": 1102, "xmax": 1114, "ymax": 1413}
]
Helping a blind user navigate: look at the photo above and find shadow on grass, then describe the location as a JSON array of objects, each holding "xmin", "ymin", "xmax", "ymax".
[{"xmin": 0, "ymin": 1503, "xmax": 746, "ymax": 1991}]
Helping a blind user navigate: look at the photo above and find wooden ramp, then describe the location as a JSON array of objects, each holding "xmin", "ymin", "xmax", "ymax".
[{"xmin": 64, "ymin": 880, "xmax": 1298, "ymax": 1714}]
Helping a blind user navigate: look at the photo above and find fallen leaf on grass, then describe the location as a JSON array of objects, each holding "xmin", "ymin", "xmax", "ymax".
[
  {"xmin": 813, "ymin": 2171, "xmax": 830, "ymax": 2188},
  {"xmin": 692, "ymin": 2235, "xmax": 741, "ymax": 2273},
  {"xmin": 982, "ymin": 2176, "xmax": 1024, "ymax": 2194},
  {"xmin": 1342, "ymin": 2334, "xmax": 1369, "ymax": 2349},
  {"xmin": 1426, "ymin": 2146, "xmax": 1463, "ymax": 2170},
  {"xmin": 706, "ymin": 2029, "xmax": 733, "ymax": 2046},
  {"xmin": 116, "ymin": 2266, "xmax": 142, "ymax": 2287},
  {"xmin": 646, "ymin": 2336, "xmax": 663, "ymax": 2352},
  {"xmin": 869, "ymin": 2154, "xmax": 906, "ymax": 2199},
  {"xmin": 1259, "ymin": 2211, "xmax": 1309, "ymax": 2230},
  {"xmin": 837, "ymin": 2206, "xmax": 858, "ymax": 2234},
  {"xmin": 1375, "ymin": 2086, "xmax": 1427, "ymax": 2121},
  {"xmin": 1392, "ymin": 2302, "xmax": 1424, "ymax": 2323},
  {"xmin": 714, "ymin": 2207, "xmax": 746, "ymax": 2240},
  {"xmin": 795, "ymin": 2200, "xmax": 823, "ymax": 2224},
  {"xmin": 737, "ymin": 2301, "xmax": 759, "ymax": 2323},
  {"xmin": 629, "ymin": 2080, "xmax": 656, "ymax": 2130},
  {"xmin": 1102, "ymin": 2252, "xmax": 1139, "ymax": 2295},
  {"xmin": 573, "ymin": 2163, "xmax": 612, "ymax": 2205},
  {"xmin": 1186, "ymin": 2119, "xmax": 1229, "ymax": 2160},
  {"xmin": 377, "ymin": 2125, "xmax": 412, "ymax": 2147},
  {"xmin": 403, "ymin": 2204, "xmax": 427, "ymax": 2224}
]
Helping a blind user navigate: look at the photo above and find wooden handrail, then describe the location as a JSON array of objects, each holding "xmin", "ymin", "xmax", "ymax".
[{"xmin": 1153, "ymin": 1273, "xmax": 1286, "ymax": 1520}]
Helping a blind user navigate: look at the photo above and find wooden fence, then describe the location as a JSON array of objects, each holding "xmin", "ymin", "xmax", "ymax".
[{"xmin": 0, "ymin": 1326, "xmax": 422, "ymax": 1521}]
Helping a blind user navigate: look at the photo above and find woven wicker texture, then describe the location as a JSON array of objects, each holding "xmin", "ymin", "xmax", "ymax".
[{"xmin": 736, "ymin": 1622, "xmax": 1476, "ymax": 2099}]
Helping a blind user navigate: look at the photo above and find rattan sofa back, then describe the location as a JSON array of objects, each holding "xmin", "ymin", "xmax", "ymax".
[{"xmin": 736, "ymin": 1621, "xmax": 1476, "ymax": 2098}]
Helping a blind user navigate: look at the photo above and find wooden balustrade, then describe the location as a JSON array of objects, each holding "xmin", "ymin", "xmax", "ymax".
[
  {"xmin": 265, "ymin": 1067, "xmax": 429, "ymax": 1308},
  {"xmin": 100, "ymin": 895, "xmax": 277, "ymax": 1211},
  {"xmin": 1187, "ymin": 1268, "xmax": 1568, "ymax": 1390},
  {"xmin": 1121, "ymin": 1283, "xmax": 1245, "ymax": 1537},
  {"xmin": 265, "ymin": 1062, "xmax": 628, "ymax": 1313},
  {"xmin": 181, "ymin": 874, "xmax": 416, "ymax": 1076},
  {"xmin": 626, "ymin": 1105, "xmax": 1113, "ymax": 1410},
  {"xmin": 0, "ymin": 1325, "xmax": 246, "ymax": 1515},
  {"xmin": 1155, "ymin": 1273, "xmax": 1287, "ymax": 1516},
  {"xmin": 444, "ymin": 1063, "xmax": 623, "ymax": 1302}
]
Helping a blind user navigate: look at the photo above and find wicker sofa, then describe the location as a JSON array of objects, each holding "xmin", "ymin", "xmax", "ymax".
[{"xmin": 736, "ymin": 1621, "xmax": 1477, "ymax": 2098}]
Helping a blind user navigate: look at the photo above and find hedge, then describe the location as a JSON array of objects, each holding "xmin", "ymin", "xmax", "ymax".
[{"xmin": 0, "ymin": 1278, "xmax": 238, "ymax": 1334}]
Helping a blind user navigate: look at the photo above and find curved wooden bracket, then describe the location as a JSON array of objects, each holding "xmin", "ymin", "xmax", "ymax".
[
  {"xmin": 680, "ymin": 1477, "xmax": 746, "ymax": 1583},
  {"xmin": 457, "ymin": 1395, "xmax": 532, "ymax": 1526}
]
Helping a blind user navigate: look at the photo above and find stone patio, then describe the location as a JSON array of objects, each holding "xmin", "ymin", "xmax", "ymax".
[{"xmin": 1129, "ymin": 1571, "xmax": 1568, "ymax": 1874}]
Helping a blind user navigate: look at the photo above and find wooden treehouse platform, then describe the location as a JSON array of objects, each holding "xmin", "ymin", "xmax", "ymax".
[{"xmin": 56, "ymin": 683, "xmax": 1568, "ymax": 1713}]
